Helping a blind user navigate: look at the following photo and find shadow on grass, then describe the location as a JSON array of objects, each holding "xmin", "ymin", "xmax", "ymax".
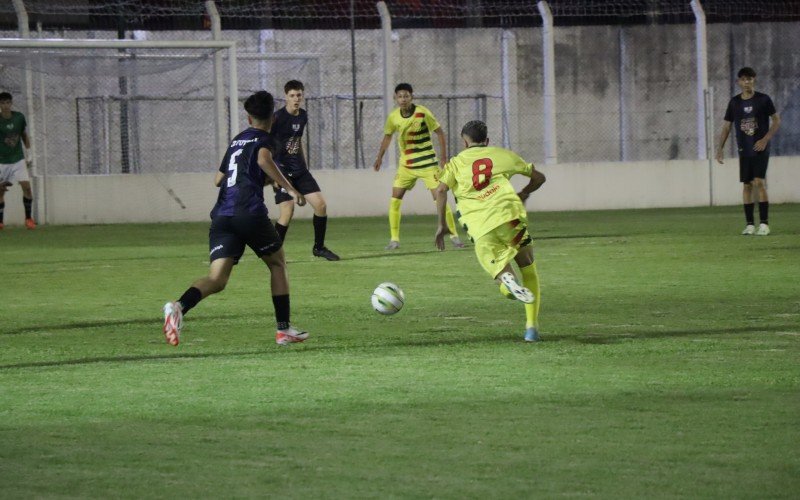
[
  {"xmin": 0, "ymin": 314, "xmax": 242, "ymax": 336},
  {"xmin": 2, "ymin": 323, "xmax": 793, "ymax": 371}
]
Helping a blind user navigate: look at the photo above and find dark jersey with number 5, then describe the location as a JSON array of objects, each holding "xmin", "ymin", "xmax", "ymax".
[{"xmin": 211, "ymin": 128, "xmax": 274, "ymax": 218}]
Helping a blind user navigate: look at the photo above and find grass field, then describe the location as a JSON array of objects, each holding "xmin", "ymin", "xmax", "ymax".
[{"xmin": 1, "ymin": 205, "xmax": 799, "ymax": 498}]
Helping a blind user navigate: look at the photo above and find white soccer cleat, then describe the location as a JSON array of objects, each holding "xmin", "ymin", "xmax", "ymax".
[
  {"xmin": 741, "ymin": 224, "xmax": 755, "ymax": 235},
  {"xmin": 276, "ymin": 326, "xmax": 309, "ymax": 345},
  {"xmin": 498, "ymin": 272, "xmax": 535, "ymax": 304},
  {"xmin": 384, "ymin": 240, "xmax": 400, "ymax": 250},
  {"xmin": 756, "ymin": 223, "xmax": 770, "ymax": 236},
  {"xmin": 163, "ymin": 301, "xmax": 183, "ymax": 346}
]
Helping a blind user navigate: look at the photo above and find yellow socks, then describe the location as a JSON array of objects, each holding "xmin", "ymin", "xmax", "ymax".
[
  {"xmin": 445, "ymin": 204, "xmax": 459, "ymax": 237},
  {"xmin": 519, "ymin": 262, "xmax": 541, "ymax": 328},
  {"xmin": 389, "ymin": 197, "xmax": 402, "ymax": 242}
]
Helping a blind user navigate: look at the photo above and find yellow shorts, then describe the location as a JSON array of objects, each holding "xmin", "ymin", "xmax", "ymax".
[
  {"xmin": 474, "ymin": 218, "xmax": 532, "ymax": 278},
  {"xmin": 392, "ymin": 165, "xmax": 441, "ymax": 191}
]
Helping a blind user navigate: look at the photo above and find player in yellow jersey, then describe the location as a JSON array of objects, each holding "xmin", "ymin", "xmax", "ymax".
[
  {"xmin": 373, "ymin": 83, "xmax": 463, "ymax": 250},
  {"xmin": 434, "ymin": 120, "xmax": 546, "ymax": 342}
]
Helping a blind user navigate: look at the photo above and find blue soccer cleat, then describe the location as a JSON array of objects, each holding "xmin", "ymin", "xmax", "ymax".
[{"xmin": 524, "ymin": 327, "xmax": 540, "ymax": 342}]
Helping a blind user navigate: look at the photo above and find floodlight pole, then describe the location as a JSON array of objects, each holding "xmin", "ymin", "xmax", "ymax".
[
  {"xmin": 206, "ymin": 1, "xmax": 228, "ymax": 161},
  {"xmin": 377, "ymin": 1, "xmax": 396, "ymax": 170},
  {"xmin": 537, "ymin": 1, "xmax": 557, "ymax": 164}
]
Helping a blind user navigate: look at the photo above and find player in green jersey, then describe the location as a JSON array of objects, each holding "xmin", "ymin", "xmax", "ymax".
[{"xmin": 0, "ymin": 92, "xmax": 35, "ymax": 229}]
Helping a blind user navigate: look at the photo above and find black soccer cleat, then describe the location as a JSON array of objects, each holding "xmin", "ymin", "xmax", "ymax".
[{"xmin": 313, "ymin": 246, "xmax": 340, "ymax": 261}]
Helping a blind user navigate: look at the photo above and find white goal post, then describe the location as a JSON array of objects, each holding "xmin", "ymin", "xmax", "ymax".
[{"xmin": 0, "ymin": 38, "xmax": 238, "ymax": 223}]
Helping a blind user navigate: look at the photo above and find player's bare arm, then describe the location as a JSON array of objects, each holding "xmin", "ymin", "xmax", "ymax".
[
  {"xmin": 373, "ymin": 134, "xmax": 393, "ymax": 171},
  {"xmin": 258, "ymin": 148, "xmax": 306, "ymax": 206},
  {"xmin": 434, "ymin": 127, "xmax": 447, "ymax": 167},
  {"xmin": 214, "ymin": 171, "xmax": 225, "ymax": 187},
  {"xmin": 754, "ymin": 113, "xmax": 781, "ymax": 152},
  {"xmin": 716, "ymin": 120, "xmax": 732, "ymax": 164},
  {"xmin": 518, "ymin": 168, "xmax": 546, "ymax": 202},
  {"xmin": 433, "ymin": 182, "xmax": 450, "ymax": 251}
]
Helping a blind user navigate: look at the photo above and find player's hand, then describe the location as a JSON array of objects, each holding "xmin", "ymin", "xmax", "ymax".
[
  {"xmin": 434, "ymin": 225, "xmax": 448, "ymax": 251},
  {"xmin": 518, "ymin": 190, "xmax": 530, "ymax": 203},
  {"xmin": 292, "ymin": 192, "xmax": 306, "ymax": 207},
  {"xmin": 373, "ymin": 159, "xmax": 382, "ymax": 172},
  {"xmin": 753, "ymin": 138, "xmax": 769, "ymax": 152},
  {"xmin": 25, "ymin": 159, "xmax": 33, "ymax": 168},
  {"xmin": 0, "ymin": 181, "xmax": 11, "ymax": 194},
  {"xmin": 715, "ymin": 150, "xmax": 724, "ymax": 164}
]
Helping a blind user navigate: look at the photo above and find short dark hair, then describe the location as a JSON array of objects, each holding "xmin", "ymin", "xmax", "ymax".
[
  {"xmin": 737, "ymin": 67, "xmax": 756, "ymax": 78},
  {"xmin": 244, "ymin": 91, "xmax": 274, "ymax": 121},
  {"xmin": 284, "ymin": 80, "xmax": 304, "ymax": 94},
  {"xmin": 0, "ymin": 91, "xmax": 12, "ymax": 101},
  {"xmin": 461, "ymin": 120, "xmax": 488, "ymax": 143},
  {"xmin": 394, "ymin": 83, "xmax": 413, "ymax": 94}
]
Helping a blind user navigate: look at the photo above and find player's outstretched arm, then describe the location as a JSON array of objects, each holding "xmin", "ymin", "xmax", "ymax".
[
  {"xmin": 434, "ymin": 182, "xmax": 450, "ymax": 251},
  {"xmin": 518, "ymin": 167, "xmax": 546, "ymax": 203},
  {"xmin": 258, "ymin": 148, "xmax": 306, "ymax": 206},
  {"xmin": 373, "ymin": 134, "xmax": 393, "ymax": 171}
]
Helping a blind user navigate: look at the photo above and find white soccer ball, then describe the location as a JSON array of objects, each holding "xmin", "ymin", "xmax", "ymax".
[{"xmin": 371, "ymin": 282, "xmax": 405, "ymax": 315}]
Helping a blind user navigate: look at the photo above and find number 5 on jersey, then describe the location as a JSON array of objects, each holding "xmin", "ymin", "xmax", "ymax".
[
  {"xmin": 472, "ymin": 158, "xmax": 493, "ymax": 190},
  {"xmin": 227, "ymin": 149, "xmax": 243, "ymax": 187}
]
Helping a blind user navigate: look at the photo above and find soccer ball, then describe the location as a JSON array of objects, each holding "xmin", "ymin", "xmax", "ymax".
[{"xmin": 371, "ymin": 282, "xmax": 405, "ymax": 315}]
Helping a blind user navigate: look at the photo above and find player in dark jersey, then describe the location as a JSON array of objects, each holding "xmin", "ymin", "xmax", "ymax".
[
  {"xmin": 271, "ymin": 80, "xmax": 340, "ymax": 261},
  {"xmin": 716, "ymin": 67, "xmax": 781, "ymax": 236},
  {"xmin": 163, "ymin": 91, "xmax": 309, "ymax": 347}
]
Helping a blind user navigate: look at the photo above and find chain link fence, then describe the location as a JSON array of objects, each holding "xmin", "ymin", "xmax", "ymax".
[{"xmin": 1, "ymin": 0, "xmax": 798, "ymax": 178}]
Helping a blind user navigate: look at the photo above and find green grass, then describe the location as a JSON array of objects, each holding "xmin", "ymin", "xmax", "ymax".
[{"xmin": 1, "ymin": 205, "xmax": 799, "ymax": 498}]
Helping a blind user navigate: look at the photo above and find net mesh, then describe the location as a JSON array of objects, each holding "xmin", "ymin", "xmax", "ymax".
[
  {"xmin": 1, "ymin": 0, "xmax": 797, "ymax": 172},
  {"xmin": 0, "ymin": 41, "xmax": 226, "ymax": 175},
  {"xmin": 3, "ymin": 1, "xmax": 798, "ymax": 20}
]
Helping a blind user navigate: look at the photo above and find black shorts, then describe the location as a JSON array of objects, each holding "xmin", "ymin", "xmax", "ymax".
[
  {"xmin": 739, "ymin": 154, "xmax": 769, "ymax": 183},
  {"xmin": 208, "ymin": 215, "xmax": 282, "ymax": 263},
  {"xmin": 274, "ymin": 169, "xmax": 321, "ymax": 204}
]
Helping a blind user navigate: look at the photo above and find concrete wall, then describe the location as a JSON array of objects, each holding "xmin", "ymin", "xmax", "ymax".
[
  {"xmin": 2, "ymin": 156, "xmax": 797, "ymax": 226},
  {"xmin": 3, "ymin": 22, "xmax": 797, "ymax": 177}
]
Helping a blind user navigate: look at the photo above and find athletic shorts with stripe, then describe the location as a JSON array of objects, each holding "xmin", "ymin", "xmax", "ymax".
[{"xmin": 474, "ymin": 218, "xmax": 533, "ymax": 278}]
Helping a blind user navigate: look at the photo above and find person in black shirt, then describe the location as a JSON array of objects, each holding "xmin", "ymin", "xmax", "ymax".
[
  {"xmin": 271, "ymin": 80, "xmax": 340, "ymax": 261},
  {"xmin": 716, "ymin": 67, "xmax": 781, "ymax": 236},
  {"xmin": 163, "ymin": 91, "xmax": 310, "ymax": 347}
]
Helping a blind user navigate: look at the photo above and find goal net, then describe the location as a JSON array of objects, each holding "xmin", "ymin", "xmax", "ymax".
[{"xmin": 0, "ymin": 39, "xmax": 237, "ymax": 177}]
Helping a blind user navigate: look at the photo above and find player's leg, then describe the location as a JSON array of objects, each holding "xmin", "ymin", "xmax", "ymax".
[
  {"xmin": 387, "ymin": 178, "xmax": 409, "ymax": 249},
  {"xmin": 740, "ymin": 157, "xmax": 755, "ymax": 234},
  {"xmin": 754, "ymin": 154, "xmax": 770, "ymax": 235},
  {"xmin": 305, "ymin": 191, "xmax": 340, "ymax": 261},
  {"xmin": 514, "ymin": 245, "xmax": 541, "ymax": 342},
  {"xmin": 163, "ymin": 257, "xmax": 236, "ymax": 346},
  {"xmin": 163, "ymin": 216, "xmax": 243, "ymax": 346},
  {"xmin": 0, "ymin": 166, "xmax": 7, "ymax": 229},
  {"xmin": 262, "ymin": 248, "xmax": 309, "ymax": 345},
  {"xmin": 9, "ymin": 160, "xmax": 35, "ymax": 228},
  {"xmin": 246, "ymin": 215, "xmax": 308, "ymax": 344},
  {"xmin": 475, "ymin": 227, "xmax": 534, "ymax": 306},
  {"xmin": 18, "ymin": 180, "xmax": 35, "ymax": 228},
  {"xmin": 273, "ymin": 185, "xmax": 295, "ymax": 241}
]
